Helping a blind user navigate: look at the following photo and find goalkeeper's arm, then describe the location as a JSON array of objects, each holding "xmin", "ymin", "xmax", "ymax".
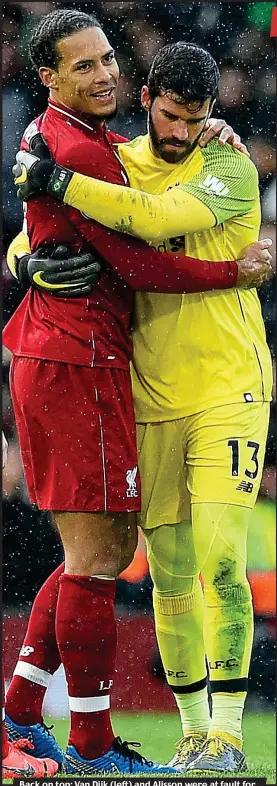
[
  {"xmin": 62, "ymin": 174, "xmax": 214, "ymax": 242},
  {"xmin": 13, "ymin": 145, "xmax": 214, "ymax": 242},
  {"xmin": 13, "ymin": 134, "xmax": 256, "ymax": 245}
]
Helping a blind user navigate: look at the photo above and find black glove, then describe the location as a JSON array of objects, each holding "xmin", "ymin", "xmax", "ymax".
[
  {"xmin": 13, "ymin": 133, "xmax": 74, "ymax": 202},
  {"xmin": 14, "ymin": 245, "xmax": 103, "ymax": 297},
  {"xmin": 14, "ymin": 253, "xmax": 32, "ymax": 286}
]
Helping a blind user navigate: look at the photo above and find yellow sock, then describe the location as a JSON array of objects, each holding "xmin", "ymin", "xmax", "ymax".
[
  {"xmin": 144, "ymin": 521, "xmax": 209, "ymax": 734},
  {"xmin": 153, "ymin": 585, "xmax": 206, "ymax": 690},
  {"xmin": 153, "ymin": 586, "xmax": 210, "ymax": 732},
  {"xmin": 192, "ymin": 503, "xmax": 253, "ymax": 748},
  {"xmin": 204, "ymin": 581, "xmax": 254, "ymax": 687}
]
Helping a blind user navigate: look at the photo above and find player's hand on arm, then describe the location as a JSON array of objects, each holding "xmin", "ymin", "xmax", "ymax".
[
  {"xmin": 18, "ymin": 235, "xmax": 272, "ymax": 294},
  {"xmin": 200, "ymin": 118, "xmax": 250, "ymax": 157},
  {"xmin": 15, "ymin": 245, "xmax": 103, "ymax": 297},
  {"xmin": 2, "ymin": 432, "xmax": 8, "ymax": 470},
  {"xmin": 236, "ymin": 238, "xmax": 274, "ymax": 288},
  {"xmin": 8, "ymin": 232, "xmax": 102, "ymax": 296},
  {"xmin": 12, "ymin": 134, "xmax": 234, "ymax": 294}
]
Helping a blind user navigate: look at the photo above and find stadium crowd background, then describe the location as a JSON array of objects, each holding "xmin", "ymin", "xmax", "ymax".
[{"xmin": 2, "ymin": 1, "xmax": 276, "ymax": 705}]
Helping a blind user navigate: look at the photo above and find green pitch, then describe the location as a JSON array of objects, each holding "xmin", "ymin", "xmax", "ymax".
[{"xmin": 45, "ymin": 711, "xmax": 276, "ymax": 782}]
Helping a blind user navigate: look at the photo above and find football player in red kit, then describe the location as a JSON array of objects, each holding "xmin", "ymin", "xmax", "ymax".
[{"xmin": 3, "ymin": 8, "xmax": 272, "ymax": 775}]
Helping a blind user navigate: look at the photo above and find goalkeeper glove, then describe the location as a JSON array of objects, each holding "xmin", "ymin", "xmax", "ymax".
[
  {"xmin": 13, "ymin": 133, "xmax": 74, "ymax": 202},
  {"xmin": 14, "ymin": 245, "xmax": 103, "ymax": 297}
]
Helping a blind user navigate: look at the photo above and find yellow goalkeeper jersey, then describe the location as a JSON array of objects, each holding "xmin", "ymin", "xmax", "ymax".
[{"xmin": 117, "ymin": 136, "xmax": 272, "ymax": 421}]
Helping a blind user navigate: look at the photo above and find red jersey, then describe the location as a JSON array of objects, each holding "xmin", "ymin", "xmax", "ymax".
[{"xmin": 3, "ymin": 100, "xmax": 238, "ymax": 367}]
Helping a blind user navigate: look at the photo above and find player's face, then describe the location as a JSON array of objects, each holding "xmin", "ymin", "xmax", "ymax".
[
  {"xmin": 142, "ymin": 87, "xmax": 213, "ymax": 163},
  {"xmin": 42, "ymin": 27, "xmax": 119, "ymax": 119}
]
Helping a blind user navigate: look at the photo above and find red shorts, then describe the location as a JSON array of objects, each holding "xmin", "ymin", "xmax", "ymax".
[{"xmin": 10, "ymin": 357, "xmax": 141, "ymax": 512}]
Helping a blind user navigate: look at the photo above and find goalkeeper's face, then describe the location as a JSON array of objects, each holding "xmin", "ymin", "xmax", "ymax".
[
  {"xmin": 142, "ymin": 88, "xmax": 213, "ymax": 163},
  {"xmin": 43, "ymin": 27, "xmax": 119, "ymax": 120}
]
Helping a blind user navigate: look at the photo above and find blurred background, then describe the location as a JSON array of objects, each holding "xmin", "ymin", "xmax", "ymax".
[{"xmin": 2, "ymin": 0, "xmax": 276, "ymax": 747}]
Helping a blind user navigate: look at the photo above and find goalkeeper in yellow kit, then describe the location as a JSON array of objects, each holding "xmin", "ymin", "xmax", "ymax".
[{"xmin": 12, "ymin": 43, "xmax": 273, "ymax": 773}]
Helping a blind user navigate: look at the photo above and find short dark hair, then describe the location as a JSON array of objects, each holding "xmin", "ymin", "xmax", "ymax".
[
  {"xmin": 29, "ymin": 8, "xmax": 102, "ymax": 71},
  {"xmin": 148, "ymin": 42, "xmax": 220, "ymax": 105}
]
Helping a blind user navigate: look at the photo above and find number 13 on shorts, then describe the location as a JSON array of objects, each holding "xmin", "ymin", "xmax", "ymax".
[
  {"xmin": 188, "ymin": 401, "xmax": 270, "ymax": 510},
  {"xmin": 228, "ymin": 439, "xmax": 260, "ymax": 488},
  {"xmin": 225, "ymin": 435, "xmax": 264, "ymax": 503}
]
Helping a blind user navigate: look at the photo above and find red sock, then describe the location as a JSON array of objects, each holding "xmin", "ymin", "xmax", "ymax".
[
  {"xmin": 2, "ymin": 674, "xmax": 9, "ymax": 759},
  {"xmin": 56, "ymin": 574, "xmax": 116, "ymax": 759},
  {"xmin": 6, "ymin": 563, "xmax": 64, "ymax": 725}
]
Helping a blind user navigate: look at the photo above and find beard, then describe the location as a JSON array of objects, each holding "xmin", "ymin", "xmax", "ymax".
[{"xmin": 148, "ymin": 110, "xmax": 202, "ymax": 164}]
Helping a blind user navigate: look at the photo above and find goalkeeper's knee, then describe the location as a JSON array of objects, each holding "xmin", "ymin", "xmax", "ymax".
[{"xmin": 142, "ymin": 521, "xmax": 199, "ymax": 597}]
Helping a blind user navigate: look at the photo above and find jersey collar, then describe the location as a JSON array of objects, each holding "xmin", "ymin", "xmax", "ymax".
[{"xmin": 47, "ymin": 99, "xmax": 107, "ymax": 139}]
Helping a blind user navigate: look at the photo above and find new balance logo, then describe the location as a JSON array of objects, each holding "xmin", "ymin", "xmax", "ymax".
[
  {"xmin": 126, "ymin": 466, "xmax": 138, "ymax": 498},
  {"xmin": 236, "ymin": 481, "xmax": 254, "ymax": 493},
  {"xmin": 198, "ymin": 173, "xmax": 229, "ymax": 197},
  {"xmin": 19, "ymin": 645, "xmax": 34, "ymax": 657}
]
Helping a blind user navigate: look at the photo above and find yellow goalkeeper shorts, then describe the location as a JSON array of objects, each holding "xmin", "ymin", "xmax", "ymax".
[{"xmin": 136, "ymin": 401, "xmax": 269, "ymax": 528}]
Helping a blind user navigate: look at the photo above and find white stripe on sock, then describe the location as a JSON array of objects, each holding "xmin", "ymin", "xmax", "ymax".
[
  {"xmin": 13, "ymin": 661, "xmax": 53, "ymax": 687},
  {"xmin": 69, "ymin": 695, "xmax": 110, "ymax": 713},
  {"xmin": 2, "ymin": 707, "xmax": 5, "ymax": 721}
]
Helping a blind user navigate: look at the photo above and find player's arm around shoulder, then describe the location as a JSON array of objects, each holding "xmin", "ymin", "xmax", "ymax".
[
  {"xmin": 180, "ymin": 140, "xmax": 259, "ymax": 228},
  {"xmin": 63, "ymin": 137, "xmax": 258, "ymax": 241}
]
